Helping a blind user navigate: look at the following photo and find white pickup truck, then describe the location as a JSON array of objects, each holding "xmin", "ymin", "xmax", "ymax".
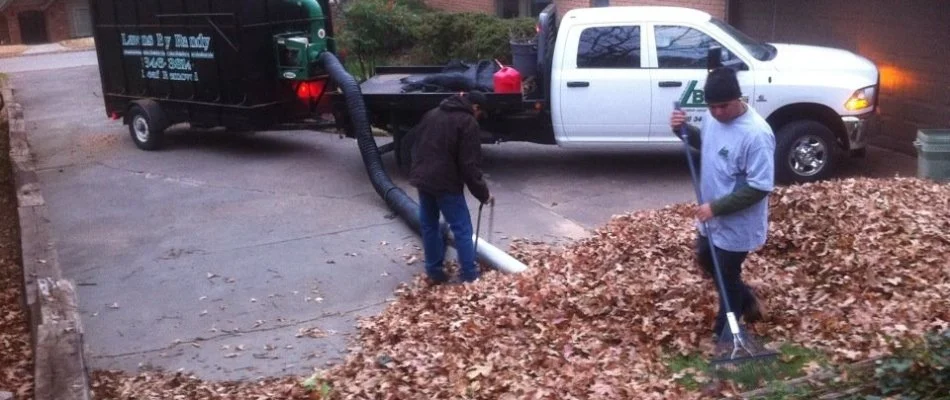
[{"xmin": 351, "ymin": 5, "xmax": 879, "ymax": 184}]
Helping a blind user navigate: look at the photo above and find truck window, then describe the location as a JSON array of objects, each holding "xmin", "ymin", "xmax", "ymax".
[
  {"xmin": 655, "ymin": 26, "xmax": 739, "ymax": 69},
  {"xmin": 577, "ymin": 26, "xmax": 641, "ymax": 69}
]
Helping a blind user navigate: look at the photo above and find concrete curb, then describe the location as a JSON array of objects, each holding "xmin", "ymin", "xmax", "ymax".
[
  {"xmin": 3, "ymin": 84, "xmax": 91, "ymax": 399},
  {"xmin": 0, "ymin": 46, "xmax": 96, "ymax": 59}
]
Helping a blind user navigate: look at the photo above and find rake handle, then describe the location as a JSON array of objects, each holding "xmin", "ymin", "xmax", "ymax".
[{"xmin": 475, "ymin": 202, "xmax": 483, "ymax": 258}]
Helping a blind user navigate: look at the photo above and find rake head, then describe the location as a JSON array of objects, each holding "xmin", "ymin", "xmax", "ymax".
[{"xmin": 710, "ymin": 327, "xmax": 780, "ymax": 380}]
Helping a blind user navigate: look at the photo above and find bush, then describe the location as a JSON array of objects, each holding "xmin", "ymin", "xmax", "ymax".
[
  {"xmin": 409, "ymin": 13, "xmax": 537, "ymax": 64},
  {"xmin": 867, "ymin": 330, "xmax": 950, "ymax": 399},
  {"xmin": 335, "ymin": 1, "xmax": 538, "ymax": 76},
  {"xmin": 336, "ymin": 0, "xmax": 420, "ymax": 78}
]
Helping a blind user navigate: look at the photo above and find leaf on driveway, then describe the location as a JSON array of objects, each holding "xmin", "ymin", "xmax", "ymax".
[{"xmin": 296, "ymin": 327, "xmax": 329, "ymax": 339}]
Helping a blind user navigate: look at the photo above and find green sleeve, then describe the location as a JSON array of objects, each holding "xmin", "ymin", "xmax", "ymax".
[
  {"xmin": 673, "ymin": 124, "xmax": 702, "ymax": 151},
  {"xmin": 711, "ymin": 186, "xmax": 770, "ymax": 216}
]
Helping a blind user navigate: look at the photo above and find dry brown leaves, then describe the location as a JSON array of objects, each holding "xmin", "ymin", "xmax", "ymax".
[
  {"xmin": 89, "ymin": 177, "xmax": 950, "ymax": 399},
  {"xmin": 319, "ymin": 177, "xmax": 949, "ymax": 399},
  {"xmin": 0, "ymin": 119, "xmax": 33, "ymax": 399},
  {"xmin": 91, "ymin": 371, "xmax": 311, "ymax": 400},
  {"xmin": 0, "ymin": 260, "xmax": 32, "ymax": 399}
]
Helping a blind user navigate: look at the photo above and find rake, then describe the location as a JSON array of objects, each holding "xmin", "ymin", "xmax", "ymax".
[
  {"xmin": 474, "ymin": 197, "xmax": 494, "ymax": 258},
  {"xmin": 674, "ymin": 101, "xmax": 778, "ymax": 375}
]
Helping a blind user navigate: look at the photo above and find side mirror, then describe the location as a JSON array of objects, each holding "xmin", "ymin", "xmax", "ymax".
[
  {"xmin": 706, "ymin": 46, "xmax": 723, "ymax": 70},
  {"xmin": 708, "ymin": 45, "xmax": 748, "ymax": 71}
]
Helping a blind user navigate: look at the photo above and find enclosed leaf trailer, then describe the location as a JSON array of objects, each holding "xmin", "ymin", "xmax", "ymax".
[{"xmin": 90, "ymin": 0, "xmax": 335, "ymax": 149}]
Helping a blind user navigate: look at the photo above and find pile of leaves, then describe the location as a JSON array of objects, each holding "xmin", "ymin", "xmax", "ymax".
[
  {"xmin": 0, "ymin": 119, "xmax": 33, "ymax": 398},
  {"xmin": 321, "ymin": 177, "xmax": 949, "ymax": 399},
  {"xmin": 89, "ymin": 177, "xmax": 950, "ymax": 399}
]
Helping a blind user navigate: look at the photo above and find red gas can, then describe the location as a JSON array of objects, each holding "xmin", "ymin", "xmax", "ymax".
[{"xmin": 493, "ymin": 66, "xmax": 522, "ymax": 94}]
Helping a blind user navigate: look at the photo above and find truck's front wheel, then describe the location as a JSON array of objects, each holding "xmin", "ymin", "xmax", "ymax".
[
  {"xmin": 127, "ymin": 103, "xmax": 168, "ymax": 151},
  {"xmin": 775, "ymin": 120, "xmax": 838, "ymax": 184}
]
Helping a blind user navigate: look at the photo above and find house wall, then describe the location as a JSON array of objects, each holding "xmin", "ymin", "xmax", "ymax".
[
  {"xmin": 730, "ymin": 0, "xmax": 950, "ymax": 154},
  {"xmin": 425, "ymin": 0, "xmax": 726, "ymax": 19},
  {"xmin": 424, "ymin": 0, "xmax": 494, "ymax": 13},
  {"xmin": 45, "ymin": 0, "xmax": 71, "ymax": 41},
  {"xmin": 555, "ymin": 0, "xmax": 724, "ymax": 19},
  {"xmin": 2, "ymin": 0, "xmax": 77, "ymax": 45}
]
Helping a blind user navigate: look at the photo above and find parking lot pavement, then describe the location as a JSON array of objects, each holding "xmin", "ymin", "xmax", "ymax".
[{"xmin": 10, "ymin": 62, "xmax": 917, "ymax": 380}]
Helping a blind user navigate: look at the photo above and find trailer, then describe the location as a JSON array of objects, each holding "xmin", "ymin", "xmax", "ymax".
[{"xmin": 91, "ymin": 0, "xmax": 337, "ymax": 150}]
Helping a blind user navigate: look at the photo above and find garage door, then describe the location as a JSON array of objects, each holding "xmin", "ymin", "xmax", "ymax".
[
  {"xmin": 70, "ymin": 5, "xmax": 92, "ymax": 37},
  {"xmin": 729, "ymin": 0, "xmax": 950, "ymax": 154}
]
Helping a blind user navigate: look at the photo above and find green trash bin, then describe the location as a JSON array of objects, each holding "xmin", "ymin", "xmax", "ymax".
[{"xmin": 915, "ymin": 129, "xmax": 950, "ymax": 181}]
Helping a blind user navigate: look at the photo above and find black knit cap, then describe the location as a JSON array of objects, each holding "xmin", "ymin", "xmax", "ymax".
[{"xmin": 703, "ymin": 67, "xmax": 742, "ymax": 104}]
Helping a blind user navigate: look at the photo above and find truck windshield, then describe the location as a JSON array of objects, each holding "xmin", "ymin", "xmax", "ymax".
[{"xmin": 710, "ymin": 18, "xmax": 775, "ymax": 61}]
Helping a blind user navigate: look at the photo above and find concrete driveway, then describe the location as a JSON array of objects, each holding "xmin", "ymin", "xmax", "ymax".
[{"xmin": 6, "ymin": 54, "xmax": 918, "ymax": 381}]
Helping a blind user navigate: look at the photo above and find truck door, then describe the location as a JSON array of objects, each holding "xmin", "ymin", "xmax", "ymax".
[
  {"xmin": 554, "ymin": 24, "xmax": 652, "ymax": 145},
  {"xmin": 647, "ymin": 24, "xmax": 755, "ymax": 142}
]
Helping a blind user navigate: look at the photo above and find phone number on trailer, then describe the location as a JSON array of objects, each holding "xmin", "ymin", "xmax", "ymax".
[{"xmin": 142, "ymin": 56, "xmax": 193, "ymax": 71}]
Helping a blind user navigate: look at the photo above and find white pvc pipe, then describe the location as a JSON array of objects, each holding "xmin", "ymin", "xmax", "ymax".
[{"xmin": 473, "ymin": 235, "xmax": 528, "ymax": 274}]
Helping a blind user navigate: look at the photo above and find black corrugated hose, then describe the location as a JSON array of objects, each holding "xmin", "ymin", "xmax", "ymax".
[{"xmin": 318, "ymin": 51, "xmax": 428, "ymax": 234}]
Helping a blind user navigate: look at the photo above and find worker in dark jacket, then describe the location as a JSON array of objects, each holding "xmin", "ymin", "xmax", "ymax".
[{"xmin": 409, "ymin": 92, "xmax": 492, "ymax": 283}]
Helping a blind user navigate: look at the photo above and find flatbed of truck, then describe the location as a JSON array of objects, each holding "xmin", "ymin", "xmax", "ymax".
[
  {"xmin": 355, "ymin": 66, "xmax": 528, "ymax": 112},
  {"xmin": 360, "ymin": 72, "xmax": 416, "ymax": 95}
]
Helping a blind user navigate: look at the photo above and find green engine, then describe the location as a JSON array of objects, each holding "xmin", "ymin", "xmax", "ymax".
[{"xmin": 275, "ymin": 0, "xmax": 329, "ymax": 81}]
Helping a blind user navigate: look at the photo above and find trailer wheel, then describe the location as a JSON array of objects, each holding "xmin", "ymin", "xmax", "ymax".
[{"xmin": 127, "ymin": 103, "xmax": 168, "ymax": 151}]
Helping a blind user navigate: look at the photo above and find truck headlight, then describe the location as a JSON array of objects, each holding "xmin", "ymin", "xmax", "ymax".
[{"xmin": 844, "ymin": 85, "xmax": 877, "ymax": 111}]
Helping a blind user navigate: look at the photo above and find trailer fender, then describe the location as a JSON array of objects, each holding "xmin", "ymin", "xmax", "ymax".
[{"xmin": 125, "ymin": 100, "xmax": 170, "ymax": 151}]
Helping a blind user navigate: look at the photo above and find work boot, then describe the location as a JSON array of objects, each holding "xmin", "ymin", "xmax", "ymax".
[
  {"xmin": 459, "ymin": 271, "xmax": 479, "ymax": 283},
  {"xmin": 426, "ymin": 269, "xmax": 449, "ymax": 284},
  {"xmin": 743, "ymin": 286, "xmax": 766, "ymax": 323}
]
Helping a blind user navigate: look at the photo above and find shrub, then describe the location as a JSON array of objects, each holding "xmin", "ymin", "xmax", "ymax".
[
  {"xmin": 334, "ymin": 1, "xmax": 538, "ymax": 76},
  {"xmin": 409, "ymin": 13, "xmax": 537, "ymax": 64},
  {"xmin": 868, "ymin": 330, "xmax": 950, "ymax": 399},
  {"xmin": 336, "ymin": 0, "xmax": 420, "ymax": 78}
]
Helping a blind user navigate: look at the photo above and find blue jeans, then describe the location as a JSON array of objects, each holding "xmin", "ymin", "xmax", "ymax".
[{"xmin": 418, "ymin": 190, "xmax": 478, "ymax": 282}]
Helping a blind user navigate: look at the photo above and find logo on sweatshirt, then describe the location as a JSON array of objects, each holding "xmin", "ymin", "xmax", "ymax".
[{"xmin": 718, "ymin": 147, "xmax": 729, "ymax": 159}]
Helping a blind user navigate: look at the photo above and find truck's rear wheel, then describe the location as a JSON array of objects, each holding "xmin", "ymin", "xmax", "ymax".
[
  {"xmin": 775, "ymin": 120, "xmax": 838, "ymax": 184},
  {"xmin": 127, "ymin": 103, "xmax": 168, "ymax": 151}
]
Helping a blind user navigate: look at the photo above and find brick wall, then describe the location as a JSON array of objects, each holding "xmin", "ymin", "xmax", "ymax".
[
  {"xmin": 731, "ymin": 0, "xmax": 950, "ymax": 154},
  {"xmin": 46, "ymin": 0, "xmax": 71, "ymax": 42},
  {"xmin": 3, "ymin": 8, "xmax": 22, "ymax": 44},
  {"xmin": 424, "ymin": 0, "xmax": 495, "ymax": 14},
  {"xmin": 557, "ymin": 0, "xmax": 725, "ymax": 19},
  {"xmin": 1, "ymin": 0, "xmax": 72, "ymax": 45},
  {"xmin": 0, "ymin": 13, "xmax": 10, "ymax": 44},
  {"xmin": 424, "ymin": 0, "xmax": 725, "ymax": 18}
]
